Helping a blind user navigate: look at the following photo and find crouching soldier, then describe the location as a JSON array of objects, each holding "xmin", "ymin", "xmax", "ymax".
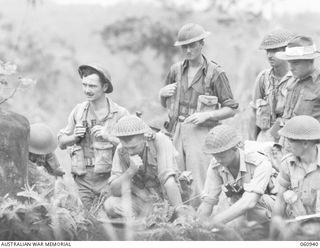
[
  {"xmin": 197, "ymin": 125, "xmax": 275, "ymax": 226},
  {"xmin": 104, "ymin": 115, "xmax": 183, "ymax": 219},
  {"xmin": 28, "ymin": 123, "xmax": 65, "ymax": 182},
  {"xmin": 58, "ymin": 64, "xmax": 128, "ymax": 210},
  {"xmin": 272, "ymin": 115, "xmax": 320, "ymax": 220}
]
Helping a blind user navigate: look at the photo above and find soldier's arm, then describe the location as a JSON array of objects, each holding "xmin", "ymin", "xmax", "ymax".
[
  {"xmin": 209, "ymin": 159, "xmax": 272, "ymax": 225},
  {"xmin": 163, "ymin": 176, "xmax": 183, "ymax": 207},
  {"xmin": 197, "ymin": 162, "xmax": 223, "ymax": 218},
  {"xmin": 208, "ymin": 72, "xmax": 238, "ymax": 121},
  {"xmin": 159, "ymin": 68, "xmax": 175, "ymax": 108},
  {"xmin": 249, "ymin": 72, "xmax": 266, "ymax": 140}
]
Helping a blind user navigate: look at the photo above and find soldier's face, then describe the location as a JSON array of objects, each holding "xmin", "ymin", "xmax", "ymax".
[
  {"xmin": 181, "ymin": 41, "xmax": 203, "ymax": 61},
  {"xmin": 287, "ymin": 139, "xmax": 305, "ymax": 157},
  {"xmin": 81, "ymin": 74, "xmax": 107, "ymax": 102},
  {"xmin": 266, "ymin": 47, "xmax": 286, "ymax": 68},
  {"xmin": 120, "ymin": 134, "xmax": 145, "ymax": 156},
  {"xmin": 213, "ymin": 148, "xmax": 237, "ymax": 167},
  {"xmin": 288, "ymin": 60, "xmax": 313, "ymax": 78}
]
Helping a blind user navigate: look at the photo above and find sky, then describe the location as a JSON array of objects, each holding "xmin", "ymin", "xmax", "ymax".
[{"xmin": 49, "ymin": 0, "xmax": 320, "ymax": 14}]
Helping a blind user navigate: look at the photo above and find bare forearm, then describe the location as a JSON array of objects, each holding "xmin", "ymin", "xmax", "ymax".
[
  {"xmin": 110, "ymin": 170, "xmax": 136, "ymax": 196},
  {"xmin": 58, "ymin": 134, "xmax": 78, "ymax": 149},
  {"xmin": 248, "ymin": 110, "xmax": 259, "ymax": 140},
  {"xmin": 164, "ymin": 176, "xmax": 182, "ymax": 207},
  {"xmin": 208, "ymin": 107, "xmax": 236, "ymax": 122},
  {"xmin": 211, "ymin": 193, "xmax": 259, "ymax": 225}
]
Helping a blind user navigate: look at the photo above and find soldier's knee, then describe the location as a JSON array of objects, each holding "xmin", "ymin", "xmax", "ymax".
[{"xmin": 103, "ymin": 196, "xmax": 121, "ymax": 217}]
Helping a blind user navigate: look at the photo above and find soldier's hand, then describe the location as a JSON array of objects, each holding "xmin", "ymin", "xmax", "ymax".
[
  {"xmin": 74, "ymin": 124, "xmax": 86, "ymax": 139},
  {"xmin": 91, "ymin": 125, "xmax": 104, "ymax": 138},
  {"xmin": 159, "ymin": 83, "xmax": 177, "ymax": 97},
  {"xmin": 128, "ymin": 155, "xmax": 143, "ymax": 174},
  {"xmin": 185, "ymin": 112, "xmax": 211, "ymax": 125}
]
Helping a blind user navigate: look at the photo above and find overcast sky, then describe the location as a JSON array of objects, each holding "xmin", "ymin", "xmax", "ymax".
[{"xmin": 50, "ymin": 0, "xmax": 320, "ymax": 14}]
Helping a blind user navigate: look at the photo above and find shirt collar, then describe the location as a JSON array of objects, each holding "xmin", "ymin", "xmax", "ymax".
[
  {"xmin": 107, "ymin": 97, "xmax": 120, "ymax": 114},
  {"xmin": 182, "ymin": 54, "xmax": 208, "ymax": 74},
  {"xmin": 269, "ymin": 68, "xmax": 293, "ymax": 84}
]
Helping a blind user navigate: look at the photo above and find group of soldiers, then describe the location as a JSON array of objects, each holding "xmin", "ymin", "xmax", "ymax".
[{"xmin": 27, "ymin": 23, "xmax": 320, "ymax": 232}]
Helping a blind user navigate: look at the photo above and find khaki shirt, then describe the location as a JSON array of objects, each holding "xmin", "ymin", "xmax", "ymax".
[
  {"xmin": 252, "ymin": 68, "xmax": 293, "ymax": 123},
  {"xmin": 160, "ymin": 55, "xmax": 238, "ymax": 118},
  {"xmin": 202, "ymin": 149, "xmax": 273, "ymax": 206},
  {"xmin": 110, "ymin": 132, "xmax": 179, "ymax": 188},
  {"xmin": 277, "ymin": 145, "xmax": 320, "ymax": 214},
  {"xmin": 282, "ymin": 68, "xmax": 320, "ymax": 122}
]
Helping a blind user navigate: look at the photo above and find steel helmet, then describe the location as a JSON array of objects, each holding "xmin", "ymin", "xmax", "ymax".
[
  {"xmin": 29, "ymin": 123, "xmax": 57, "ymax": 155},
  {"xmin": 174, "ymin": 23, "xmax": 210, "ymax": 47},
  {"xmin": 113, "ymin": 115, "xmax": 151, "ymax": 137},
  {"xmin": 279, "ymin": 115, "xmax": 320, "ymax": 140},
  {"xmin": 203, "ymin": 125, "xmax": 241, "ymax": 154},
  {"xmin": 78, "ymin": 63, "xmax": 113, "ymax": 93},
  {"xmin": 259, "ymin": 29, "xmax": 296, "ymax": 50}
]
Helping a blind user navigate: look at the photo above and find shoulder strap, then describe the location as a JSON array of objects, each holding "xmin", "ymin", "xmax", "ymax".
[
  {"xmin": 168, "ymin": 61, "xmax": 183, "ymax": 121},
  {"xmin": 204, "ymin": 61, "xmax": 220, "ymax": 95}
]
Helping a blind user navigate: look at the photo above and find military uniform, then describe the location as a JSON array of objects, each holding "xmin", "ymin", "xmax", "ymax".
[
  {"xmin": 104, "ymin": 132, "xmax": 179, "ymax": 218},
  {"xmin": 252, "ymin": 69, "xmax": 293, "ymax": 142},
  {"xmin": 58, "ymin": 97, "xmax": 128, "ymax": 210},
  {"xmin": 160, "ymin": 55, "xmax": 238, "ymax": 206},
  {"xmin": 277, "ymin": 148, "xmax": 320, "ymax": 218},
  {"xmin": 202, "ymin": 149, "xmax": 275, "ymax": 223},
  {"xmin": 282, "ymin": 68, "xmax": 320, "ymax": 123}
]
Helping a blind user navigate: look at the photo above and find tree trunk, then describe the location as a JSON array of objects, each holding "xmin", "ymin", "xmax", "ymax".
[{"xmin": 0, "ymin": 108, "xmax": 29, "ymax": 197}]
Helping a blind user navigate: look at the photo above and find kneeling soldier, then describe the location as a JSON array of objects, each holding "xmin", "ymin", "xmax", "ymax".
[
  {"xmin": 104, "ymin": 115, "xmax": 183, "ymax": 219},
  {"xmin": 197, "ymin": 124, "xmax": 275, "ymax": 226},
  {"xmin": 273, "ymin": 115, "xmax": 320, "ymax": 220}
]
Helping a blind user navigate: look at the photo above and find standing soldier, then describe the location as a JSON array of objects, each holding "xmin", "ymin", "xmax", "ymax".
[
  {"xmin": 276, "ymin": 36, "xmax": 320, "ymax": 122},
  {"xmin": 249, "ymin": 29, "xmax": 295, "ymax": 142},
  {"xmin": 58, "ymin": 64, "xmax": 129, "ymax": 210},
  {"xmin": 159, "ymin": 23, "xmax": 238, "ymax": 207}
]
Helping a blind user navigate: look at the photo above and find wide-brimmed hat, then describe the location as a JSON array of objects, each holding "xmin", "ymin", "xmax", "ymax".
[
  {"xmin": 29, "ymin": 123, "xmax": 58, "ymax": 155},
  {"xmin": 203, "ymin": 125, "xmax": 241, "ymax": 154},
  {"xmin": 174, "ymin": 23, "xmax": 210, "ymax": 47},
  {"xmin": 279, "ymin": 115, "xmax": 320, "ymax": 140},
  {"xmin": 78, "ymin": 63, "xmax": 113, "ymax": 93},
  {"xmin": 259, "ymin": 29, "xmax": 296, "ymax": 50},
  {"xmin": 275, "ymin": 36, "xmax": 320, "ymax": 60}
]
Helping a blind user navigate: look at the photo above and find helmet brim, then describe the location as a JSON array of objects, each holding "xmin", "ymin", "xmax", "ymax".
[{"xmin": 174, "ymin": 32, "xmax": 211, "ymax": 46}]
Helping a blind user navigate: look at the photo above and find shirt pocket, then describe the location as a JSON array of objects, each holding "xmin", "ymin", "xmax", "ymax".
[{"xmin": 294, "ymin": 91, "xmax": 317, "ymax": 116}]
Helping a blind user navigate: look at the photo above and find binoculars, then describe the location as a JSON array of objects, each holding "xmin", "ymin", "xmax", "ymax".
[{"xmin": 224, "ymin": 182, "xmax": 244, "ymax": 198}]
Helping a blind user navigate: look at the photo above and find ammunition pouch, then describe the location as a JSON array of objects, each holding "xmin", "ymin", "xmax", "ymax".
[
  {"xmin": 70, "ymin": 146, "xmax": 87, "ymax": 176},
  {"xmin": 93, "ymin": 141, "xmax": 114, "ymax": 174},
  {"xmin": 256, "ymin": 99, "xmax": 271, "ymax": 130}
]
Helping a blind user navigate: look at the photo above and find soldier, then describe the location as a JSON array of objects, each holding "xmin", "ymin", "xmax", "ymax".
[
  {"xmin": 104, "ymin": 115, "xmax": 183, "ymax": 219},
  {"xmin": 276, "ymin": 36, "xmax": 320, "ymax": 123},
  {"xmin": 197, "ymin": 125, "xmax": 275, "ymax": 226},
  {"xmin": 272, "ymin": 115, "xmax": 320, "ymax": 220},
  {"xmin": 58, "ymin": 64, "xmax": 129, "ymax": 210},
  {"xmin": 159, "ymin": 23, "xmax": 238, "ymax": 207},
  {"xmin": 28, "ymin": 123, "xmax": 65, "ymax": 186},
  {"xmin": 249, "ymin": 29, "xmax": 295, "ymax": 142}
]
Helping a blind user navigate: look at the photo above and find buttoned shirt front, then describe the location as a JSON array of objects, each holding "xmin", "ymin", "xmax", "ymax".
[
  {"xmin": 160, "ymin": 55, "xmax": 238, "ymax": 119},
  {"xmin": 277, "ymin": 145, "xmax": 320, "ymax": 214},
  {"xmin": 201, "ymin": 149, "xmax": 273, "ymax": 206},
  {"xmin": 282, "ymin": 68, "xmax": 320, "ymax": 122}
]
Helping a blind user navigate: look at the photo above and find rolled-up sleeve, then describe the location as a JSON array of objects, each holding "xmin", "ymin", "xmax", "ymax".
[
  {"xmin": 243, "ymin": 160, "xmax": 272, "ymax": 195},
  {"xmin": 154, "ymin": 133, "xmax": 179, "ymax": 185},
  {"xmin": 212, "ymin": 71, "xmax": 238, "ymax": 109},
  {"xmin": 57, "ymin": 105, "xmax": 79, "ymax": 139},
  {"xmin": 201, "ymin": 160, "xmax": 223, "ymax": 206}
]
